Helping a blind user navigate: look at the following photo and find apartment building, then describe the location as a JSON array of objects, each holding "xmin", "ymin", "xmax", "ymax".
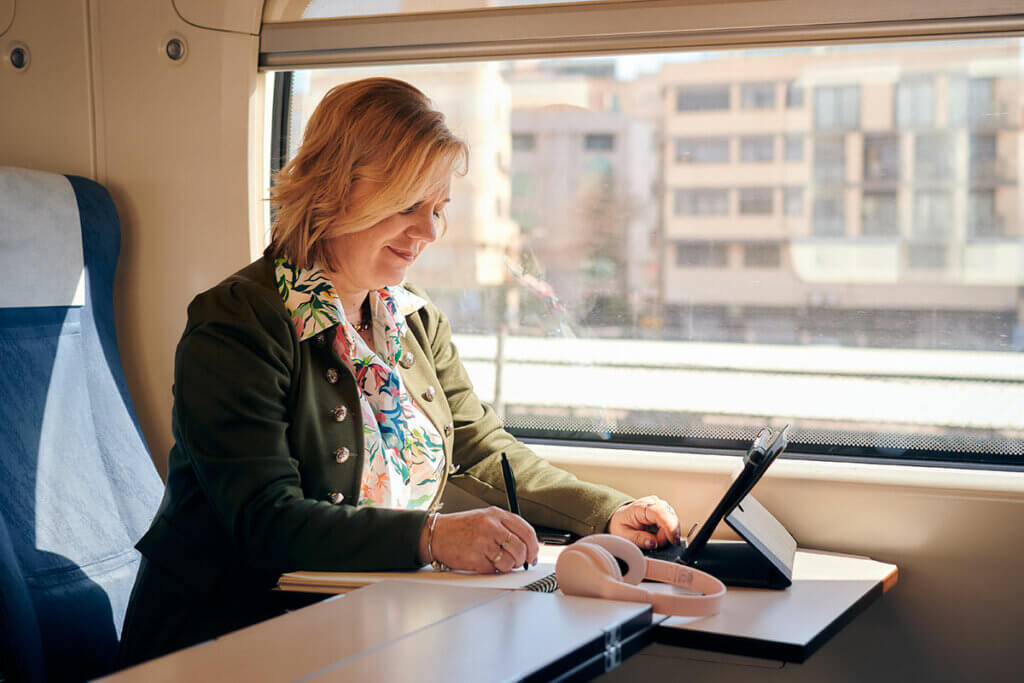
[
  {"xmin": 508, "ymin": 106, "xmax": 655, "ymax": 327},
  {"xmin": 660, "ymin": 41, "xmax": 1023, "ymax": 349},
  {"xmin": 505, "ymin": 60, "xmax": 662, "ymax": 328}
]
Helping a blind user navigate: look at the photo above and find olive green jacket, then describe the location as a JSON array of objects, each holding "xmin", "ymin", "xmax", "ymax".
[{"xmin": 135, "ymin": 254, "xmax": 631, "ymax": 596}]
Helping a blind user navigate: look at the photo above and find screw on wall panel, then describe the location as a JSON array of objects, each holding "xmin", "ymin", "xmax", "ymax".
[
  {"xmin": 8, "ymin": 43, "xmax": 29, "ymax": 71},
  {"xmin": 163, "ymin": 35, "xmax": 187, "ymax": 63},
  {"xmin": 165, "ymin": 38, "xmax": 185, "ymax": 61}
]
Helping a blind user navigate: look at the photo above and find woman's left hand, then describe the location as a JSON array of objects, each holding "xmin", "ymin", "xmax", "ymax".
[{"xmin": 607, "ymin": 496, "xmax": 682, "ymax": 550}]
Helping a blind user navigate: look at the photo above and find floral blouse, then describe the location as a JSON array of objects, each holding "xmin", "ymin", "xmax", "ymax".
[{"xmin": 275, "ymin": 258, "xmax": 445, "ymax": 510}]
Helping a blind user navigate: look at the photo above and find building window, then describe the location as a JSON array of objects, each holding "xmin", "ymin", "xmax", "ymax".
[
  {"xmin": 740, "ymin": 82, "xmax": 776, "ymax": 109},
  {"xmin": 676, "ymin": 84, "xmax": 730, "ymax": 112},
  {"xmin": 914, "ymin": 133, "xmax": 953, "ymax": 181},
  {"xmin": 584, "ymin": 133, "xmax": 614, "ymax": 151},
  {"xmin": 813, "ymin": 136, "xmax": 846, "ymax": 184},
  {"xmin": 582, "ymin": 155, "xmax": 613, "ymax": 191},
  {"xmin": 968, "ymin": 78, "xmax": 997, "ymax": 127},
  {"xmin": 812, "ymin": 193, "xmax": 845, "ymax": 236},
  {"xmin": 950, "ymin": 76, "xmax": 998, "ymax": 128},
  {"xmin": 739, "ymin": 135, "xmax": 774, "ymax": 162},
  {"xmin": 863, "ymin": 134, "xmax": 900, "ymax": 182},
  {"xmin": 511, "ymin": 209, "xmax": 536, "ymax": 234},
  {"xmin": 913, "ymin": 190, "xmax": 953, "ymax": 238},
  {"xmin": 511, "ymin": 172, "xmax": 536, "ymax": 200},
  {"xmin": 675, "ymin": 137, "xmax": 730, "ymax": 163},
  {"xmin": 814, "ymin": 85, "xmax": 860, "ymax": 130},
  {"xmin": 895, "ymin": 77, "xmax": 936, "ymax": 128},
  {"xmin": 674, "ymin": 188, "xmax": 730, "ymax": 216},
  {"xmin": 862, "ymin": 191, "xmax": 900, "ymax": 237},
  {"xmin": 784, "ymin": 134, "xmax": 804, "ymax": 162},
  {"xmin": 784, "ymin": 187, "xmax": 804, "ymax": 216},
  {"xmin": 786, "ymin": 81, "xmax": 804, "ymax": 108},
  {"xmin": 968, "ymin": 189, "xmax": 1000, "ymax": 237},
  {"xmin": 512, "ymin": 133, "xmax": 536, "ymax": 151},
  {"xmin": 738, "ymin": 187, "xmax": 774, "ymax": 215},
  {"xmin": 969, "ymin": 133, "xmax": 997, "ymax": 182},
  {"xmin": 675, "ymin": 241, "xmax": 729, "ymax": 267},
  {"xmin": 906, "ymin": 243, "xmax": 948, "ymax": 269},
  {"xmin": 743, "ymin": 242, "xmax": 782, "ymax": 268}
]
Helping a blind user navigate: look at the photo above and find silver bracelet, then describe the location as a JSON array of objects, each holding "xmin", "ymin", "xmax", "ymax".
[{"xmin": 427, "ymin": 513, "xmax": 450, "ymax": 572}]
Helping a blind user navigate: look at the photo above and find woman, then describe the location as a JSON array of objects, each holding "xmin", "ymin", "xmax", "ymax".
[{"xmin": 117, "ymin": 77, "xmax": 680, "ymax": 668}]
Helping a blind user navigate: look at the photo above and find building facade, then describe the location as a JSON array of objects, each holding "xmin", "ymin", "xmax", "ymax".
[{"xmin": 660, "ymin": 41, "xmax": 1023, "ymax": 348}]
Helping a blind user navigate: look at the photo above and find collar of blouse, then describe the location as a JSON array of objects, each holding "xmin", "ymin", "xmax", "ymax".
[{"xmin": 274, "ymin": 256, "xmax": 428, "ymax": 349}]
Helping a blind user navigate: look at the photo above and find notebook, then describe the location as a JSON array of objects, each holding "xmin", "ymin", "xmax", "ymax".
[{"xmin": 278, "ymin": 561, "xmax": 560, "ymax": 594}]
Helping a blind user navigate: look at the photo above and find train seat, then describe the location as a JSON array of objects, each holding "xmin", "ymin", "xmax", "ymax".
[{"xmin": 0, "ymin": 167, "xmax": 163, "ymax": 682}]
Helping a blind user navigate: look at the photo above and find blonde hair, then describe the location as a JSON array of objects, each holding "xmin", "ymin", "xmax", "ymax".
[{"xmin": 269, "ymin": 77, "xmax": 468, "ymax": 270}]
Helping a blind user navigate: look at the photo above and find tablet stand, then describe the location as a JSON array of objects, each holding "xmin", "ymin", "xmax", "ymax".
[{"xmin": 682, "ymin": 494, "xmax": 796, "ymax": 590}]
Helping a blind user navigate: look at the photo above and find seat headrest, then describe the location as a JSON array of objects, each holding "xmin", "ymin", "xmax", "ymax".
[{"xmin": 0, "ymin": 167, "xmax": 85, "ymax": 308}]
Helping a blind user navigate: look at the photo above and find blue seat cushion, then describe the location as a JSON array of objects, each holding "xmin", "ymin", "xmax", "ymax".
[{"xmin": 0, "ymin": 172, "xmax": 163, "ymax": 681}]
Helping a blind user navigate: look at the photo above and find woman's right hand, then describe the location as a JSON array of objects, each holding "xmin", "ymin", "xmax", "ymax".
[{"xmin": 420, "ymin": 507, "xmax": 540, "ymax": 574}]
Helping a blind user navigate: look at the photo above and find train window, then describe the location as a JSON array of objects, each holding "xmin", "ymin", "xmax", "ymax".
[{"xmin": 269, "ymin": 37, "xmax": 1024, "ymax": 466}]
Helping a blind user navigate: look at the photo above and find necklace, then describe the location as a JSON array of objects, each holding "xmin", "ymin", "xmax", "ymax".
[{"xmin": 355, "ymin": 295, "xmax": 372, "ymax": 332}]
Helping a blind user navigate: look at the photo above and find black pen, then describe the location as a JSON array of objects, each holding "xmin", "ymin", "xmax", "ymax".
[{"xmin": 500, "ymin": 452, "xmax": 529, "ymax": 571}]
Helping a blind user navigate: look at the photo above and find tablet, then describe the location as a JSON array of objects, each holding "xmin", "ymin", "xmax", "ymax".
[{"xmin": 646, "ymin": 425, "xmax": 789, "ymax": 564}]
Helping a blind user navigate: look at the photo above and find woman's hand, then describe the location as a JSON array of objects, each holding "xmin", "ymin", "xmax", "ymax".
[
  {"xmin": 420, "ymin": 507, "xmax": 540, "ymax": 574},
  {"xmin": 607, "ymin": 496, "xmax": 682, "ymax": 550}
]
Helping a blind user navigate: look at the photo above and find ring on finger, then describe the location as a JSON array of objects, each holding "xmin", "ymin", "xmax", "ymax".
[
  {"xmin": 642, "ymin": 502, "xmax": 655, "ymax": 524},
  {"xmin": 493, "ymin": 547, "xmax": 505, "ymax": 564},
  {"xmin": 501, "ymin": 532, "xmax": 513, "ymax": 549}
]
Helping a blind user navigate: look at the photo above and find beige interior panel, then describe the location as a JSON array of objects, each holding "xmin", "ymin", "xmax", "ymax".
[
  {"xmin": 173, "ymin": 0, "xmax": 262, "ymax": 35},
  {"xmin": 0, "ymin": 0, "xmax": 94, "ymax": 177},
  {"xmin": 0, "ymin": 0, "xmax": 14, "ymax": 37},
  {"xmin": 87, "ymin": 0, "xmax": 264, "ymax": 475}
]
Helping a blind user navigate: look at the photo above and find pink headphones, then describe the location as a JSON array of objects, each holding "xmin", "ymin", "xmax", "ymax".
[{"xmin": 555, "ymin": 534, "xmax": 726, "ymax": 617}]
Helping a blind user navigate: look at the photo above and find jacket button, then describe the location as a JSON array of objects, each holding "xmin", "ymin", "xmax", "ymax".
[
  {"xmin": 422, "ymin": 386, "xmax": 436, "ymax": 402},
  {"xmin": 328, "ymin": 492, "xmax": 345, "ymax": 504},
  {"xmin": 331, "ymin": 405, "xmax": 347, "ymax": 422},
  {"xmin": 326, "ymin": 368, "xmax": 339, "ymax": 384},
  {"xmin": 447, "ymin": 462, "xmax": 460, "ymax": 475},
  {"xmin": 443, "ymin": 423, "xmax": 452, "ymax": 437},
  {"xmin": 399, "ymin": 352, "xmax": 415, "ymax": 369},
  {"xmin": 334, "ymin": 447, "xmax": 351, "ymax": 463}
]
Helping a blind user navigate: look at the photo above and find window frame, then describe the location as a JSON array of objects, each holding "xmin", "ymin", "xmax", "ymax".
[
  {"xmin": 263, "ymin": 3, "xmax": 1024, "ymax": 470},
  {"xmin": 259, "ymin": 2, "xmax": 1024, "ymax": 70}
]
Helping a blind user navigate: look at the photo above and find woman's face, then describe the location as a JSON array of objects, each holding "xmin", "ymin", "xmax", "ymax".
[{"xmin": 326, "ymin": 180, "xmax": 450, "ymax": 292}]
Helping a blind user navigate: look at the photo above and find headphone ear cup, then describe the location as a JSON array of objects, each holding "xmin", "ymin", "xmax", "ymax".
[
  {"xmin": 556, "ymin": 543, "xmax": 622, "ymax": 599},
  {"xmin": 575, "ymin": 534, "xmax": 646, "ymax": 585},
  {"xmin": 558, "ymin": 535, "xmax": 727, "ymax": 618}
]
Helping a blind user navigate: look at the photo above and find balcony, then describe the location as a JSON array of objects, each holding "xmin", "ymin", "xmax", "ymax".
[
  {"xmin": 963, "ymin": 241, "xmax": 1024, "ymax": 285},
  {"xmin": 789, "ymin": 238, "xmax": 1024, "ymax": 285},
  {"xmin": 791, "ymin": 238, "xmax": 901, "ymax": 283}
]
